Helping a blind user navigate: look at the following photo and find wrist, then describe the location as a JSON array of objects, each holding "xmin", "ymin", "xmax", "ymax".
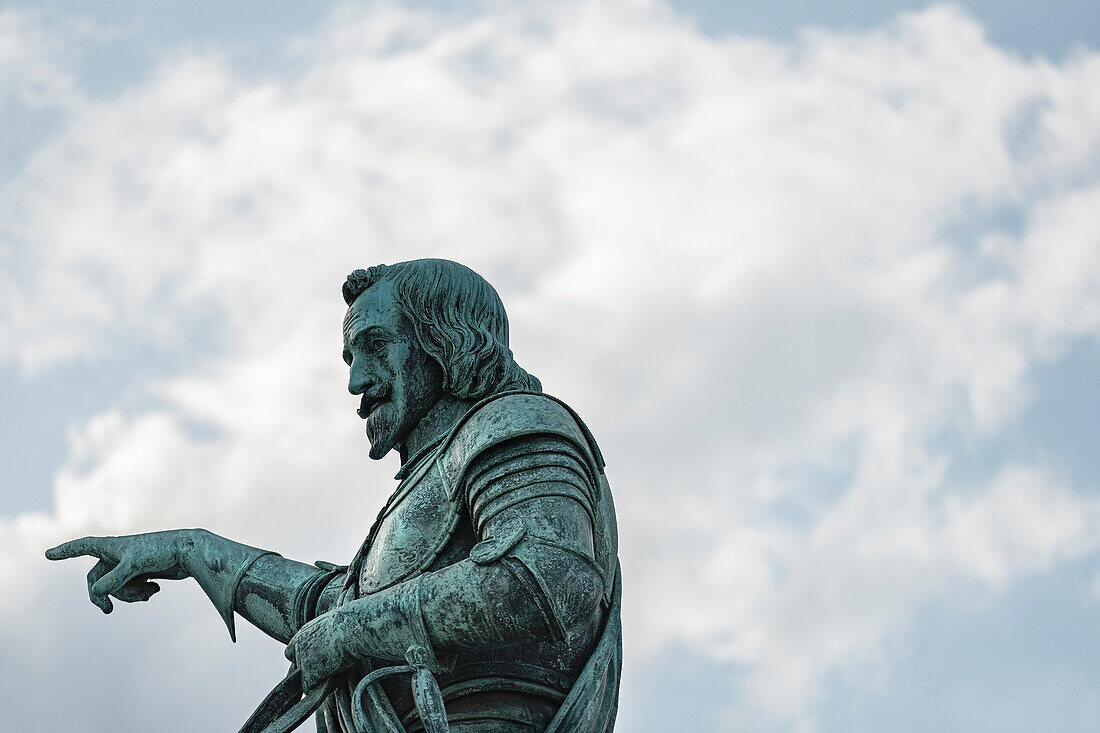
[
  {"xmin": 182, "ymin": 530, "xmax": 279, "ymax": 642},
  {"xmin": 171, "ymin": 528, "xmax": 204, "ymax": 568}
]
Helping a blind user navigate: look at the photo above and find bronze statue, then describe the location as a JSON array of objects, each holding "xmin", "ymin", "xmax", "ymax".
[{"xmin": 47, "ymin": 259, "xmax": 621, "ymax": 733}]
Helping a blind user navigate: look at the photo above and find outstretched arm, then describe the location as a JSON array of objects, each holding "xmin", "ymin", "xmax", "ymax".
[{"xmin": 46, "ymin": 529, "xmax": 336, "ymax": 643}]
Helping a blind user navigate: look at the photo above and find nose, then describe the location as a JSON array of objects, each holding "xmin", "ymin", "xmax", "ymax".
[{"xmin": 348, "ymin": 358, "xmax": 377, "ymax": 396}]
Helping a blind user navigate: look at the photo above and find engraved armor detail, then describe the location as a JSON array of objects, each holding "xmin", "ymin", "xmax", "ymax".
[{"xmin": 358, "ymin": 458, "xmax": 461, "ymax": 595}]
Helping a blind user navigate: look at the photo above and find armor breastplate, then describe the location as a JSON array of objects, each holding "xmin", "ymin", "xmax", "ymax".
[
  {"xmin": 350, "ymin": 391, "xmax": 614, "ymax": 600},
  {"xmin": 357, "ymin": 448, "xmax": 461, "ymax": 595}
]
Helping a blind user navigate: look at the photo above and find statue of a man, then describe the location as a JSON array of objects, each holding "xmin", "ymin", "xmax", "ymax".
[{"xmin": 47, "ymin": 259, "xmax": 621, "ymax": 733}]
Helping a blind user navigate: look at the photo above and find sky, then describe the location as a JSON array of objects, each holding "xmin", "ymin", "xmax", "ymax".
[{"xmin": 1, "ymin": 1, "xmax": 1099, "ymax": 731}]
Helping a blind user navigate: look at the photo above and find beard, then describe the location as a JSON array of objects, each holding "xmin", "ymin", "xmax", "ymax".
[{"xmin": 364, "ymin": 399, "xmax": 402, "ymax": 460}]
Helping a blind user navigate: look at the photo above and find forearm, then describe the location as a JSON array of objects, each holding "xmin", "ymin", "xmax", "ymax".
[
  {"xmin": 420, "ymin": 553, "xmax": 590, "ymax": 650},
  {"xmin": 234, "ymin": 554, "xmax": 339, "ymax": 643},
  {"xmin": 318, "ymin": 541, "xmax": 604, "ymax": 673},
  {"xmin": 176, "ymin": 529, "xmax": 342, "ymax": 644},
  {"xmin": 177, "ymin": 530, "xmax": 351, "ymax": 643},
  {"xmin": 173, "ymin": 529, "xmax": 282, "ymax": 641}
]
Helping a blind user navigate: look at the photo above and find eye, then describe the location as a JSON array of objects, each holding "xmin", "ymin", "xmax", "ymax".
[
  {"xmin": 369, "ymin": 337, "xmax": 387, "ymax": 353},
  {"xmin": 342, "ymin": 349, "xmax": 352, "ymax": 366}
]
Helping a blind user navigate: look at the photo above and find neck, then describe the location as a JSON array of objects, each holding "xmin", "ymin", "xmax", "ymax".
[{"xmin": 400, "ymin": 393, "xmax": 476, "ymax": 464}]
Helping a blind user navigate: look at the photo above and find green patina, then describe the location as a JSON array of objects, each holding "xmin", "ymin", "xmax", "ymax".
[{"xmin": 47, "ymin": 259, "xmax": 622, "ymax": 733}]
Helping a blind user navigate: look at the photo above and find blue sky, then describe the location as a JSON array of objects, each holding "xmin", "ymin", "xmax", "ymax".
[
  {"xmin": 2, "ymin": 2, "xmax": 1099, "ymax": 731},
  {"xmin": 673, "ymin": 1, "xmax": 1099, "ymax": 56}
]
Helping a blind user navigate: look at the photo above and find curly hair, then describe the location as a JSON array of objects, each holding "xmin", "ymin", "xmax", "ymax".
[{"xmin": 342, "ymin": 259, "xmax": 542, "ymax": 400}]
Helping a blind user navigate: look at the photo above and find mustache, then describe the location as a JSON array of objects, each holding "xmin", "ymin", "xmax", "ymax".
[{"xmin": 357, "ymin": 391, "xmax": 388, "ymax": 419}]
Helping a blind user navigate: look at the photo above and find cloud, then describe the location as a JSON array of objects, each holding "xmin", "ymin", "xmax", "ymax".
[
  {"xmin": 2, "ymin": 1, "xmax": 1100, "ymax": 730},
  {"xmin": 0, "ymin": 7, "xmax": 90, "ymax": 109}
]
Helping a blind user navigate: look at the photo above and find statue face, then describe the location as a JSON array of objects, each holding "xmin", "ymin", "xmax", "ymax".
[{"xmin": 343, "ymin": 280, "xmax": 444, "ymax": 460}]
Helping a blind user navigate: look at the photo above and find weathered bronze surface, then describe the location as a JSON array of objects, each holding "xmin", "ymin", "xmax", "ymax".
[{"xmin": 47, "ymin": 259, "xmax": 621, "ymax": 733}]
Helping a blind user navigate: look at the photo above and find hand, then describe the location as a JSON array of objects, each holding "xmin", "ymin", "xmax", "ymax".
[
  {"xmin": 45, "ymin": 530, "xmax": 198, "ymax": 614},
  {"xmin": 285, "ymin": 610, "xmax": 353, "ymax": 690}
]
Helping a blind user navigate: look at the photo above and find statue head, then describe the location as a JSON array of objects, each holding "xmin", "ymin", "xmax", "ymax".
[{"xmin": 342, "ymin": 258, "xmax": 541, "ymax": 459}]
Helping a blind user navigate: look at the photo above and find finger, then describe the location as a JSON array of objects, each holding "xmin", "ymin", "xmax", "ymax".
[
  {"xmin": 114, "ymin": 578, "xmax": 161, "ymax": 603},
  {"xmin": 284, "ymin": 641, "xmax": 297, "ymax": 663},
  {"xmin": 86, "ymin": 559, "xmax": 115, "ymax": 613},
  {"xmin": 90, "ymin": 561, "xmax": 137, "ymax": 613},
  {"xmin": 46, "ymin": 536, "xmax": 112, "ymax": 561}
]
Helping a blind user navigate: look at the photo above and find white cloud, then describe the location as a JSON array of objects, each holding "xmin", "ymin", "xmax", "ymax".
[
  {"xmin": 0, "ymin": 7, "xmax": 90, "ymax": 109},
  {"xmin": 2, "ymin": 2, "xmax": 1100, "ymax": 731}
]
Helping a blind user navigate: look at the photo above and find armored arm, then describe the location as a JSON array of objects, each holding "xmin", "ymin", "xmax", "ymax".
[
  {"xmin": 420, "ymin": 434, "xmax": 606, "ymax": 650},
  {"xmin": 288, "ymin": 433, "xmax": 608, "ymax": 683},
  {"xmin": 234, "ymin": 555, "xmax": 346, "ymax": 643}
]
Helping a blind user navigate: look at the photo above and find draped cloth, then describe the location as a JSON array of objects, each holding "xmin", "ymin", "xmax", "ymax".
[{"xmin": 543, "ymin": 563, "xmax": 622, "ymax": 733}]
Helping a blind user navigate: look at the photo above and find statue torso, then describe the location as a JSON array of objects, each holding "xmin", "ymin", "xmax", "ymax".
[{"xmin": 336, "ymin": 392, "xmax": 616, "ymax": 731}]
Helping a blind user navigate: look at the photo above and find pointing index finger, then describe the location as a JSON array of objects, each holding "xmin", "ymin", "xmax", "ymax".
[{"xmin": 45, "ymin": 536, "xmax": 111, "ymax": 561}]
